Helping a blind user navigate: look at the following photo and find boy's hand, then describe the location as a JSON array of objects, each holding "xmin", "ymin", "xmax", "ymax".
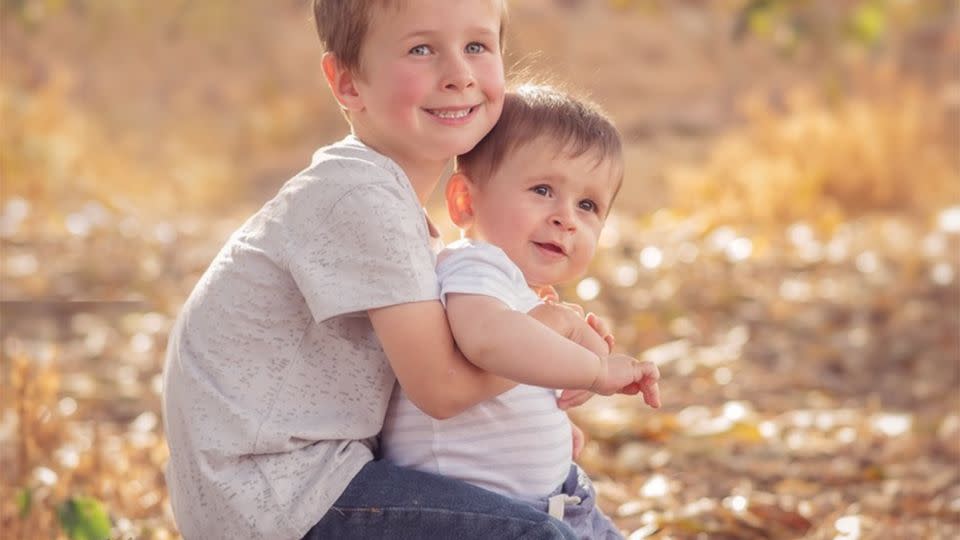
[
  {"xmin": 585, "ymin": 312, "xmax": 615, "ymax": 353},
  {"xmin": 556, "ymin": 388, "xmax": 593, "ymax": 409},
  {"xmin": 529, "ymin": 302, "xmax": 606, "ymax": 358},
  {"xmin": 534, "ymin": 285, "xmax": 560, "ymax": 303},
  {"xmin": 590, "ymin": 355, "xmax": 662, "ymax": 408},
  {"xmin": 571, "ymin": 422, "xmax": 586, "ymax": 460}
]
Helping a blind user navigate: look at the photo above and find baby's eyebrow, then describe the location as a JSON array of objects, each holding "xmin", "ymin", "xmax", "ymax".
[{"xmin": 528, "ymin": 172, "xmax": 568, "ymax": 185}]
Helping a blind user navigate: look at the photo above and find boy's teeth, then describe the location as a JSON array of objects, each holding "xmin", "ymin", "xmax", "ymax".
[{"xmin": 430, "ymin": 108, "xmax": 471, "ymax": 119}]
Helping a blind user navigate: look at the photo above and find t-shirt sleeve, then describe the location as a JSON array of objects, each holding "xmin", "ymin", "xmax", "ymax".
[
  {"xmin": 436, "ymin": 243, "xmax": 527, "ymax": 310},
  {"xmin": 285, "ymin": 181, "xmax": 439, "ymax": 323}
]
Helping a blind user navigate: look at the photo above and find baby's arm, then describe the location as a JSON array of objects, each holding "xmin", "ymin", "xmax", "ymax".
[
  {"xmin": 369, "ymin": 300, "xmax": 517, "ymax": 420},
  {"xmin": 443, "ymin": 293, "xmax": 655, "ymax": 396},
  {"xmin": 444, "ymin": 293, "xmax": 600, "ymax": 388}
]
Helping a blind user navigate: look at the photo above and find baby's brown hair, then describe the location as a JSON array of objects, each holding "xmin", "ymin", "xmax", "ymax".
[{"xmin": 456, "ymin": 84, "xmax": 624, "ymax": 194}]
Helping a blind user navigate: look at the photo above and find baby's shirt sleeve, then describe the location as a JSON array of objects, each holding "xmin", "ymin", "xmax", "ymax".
[
  {"xmin": 285, "ymin": 179, "xmax": 439, "ymax": 323},
  {"xmin": 436, "ymin": 241, "xmax": 540, "ymax": 313}
]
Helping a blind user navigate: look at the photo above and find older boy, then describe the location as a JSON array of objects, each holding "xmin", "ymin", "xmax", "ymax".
[
  {"xmin": 382, "ymin": 85, "xmax": 659, "ymax": 539},
  {"xmin": 163, "ymin": 1, "xmax": 654, "ymax": 539}
]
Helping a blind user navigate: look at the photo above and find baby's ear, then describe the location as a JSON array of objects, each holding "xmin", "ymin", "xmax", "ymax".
[
  {"xmin": 321, "ymin": 52, "xmax": 363, "ymax": 112},
  {"xmin": 445, "ymin": 173, "xmax": 475, "ymax": 228}
]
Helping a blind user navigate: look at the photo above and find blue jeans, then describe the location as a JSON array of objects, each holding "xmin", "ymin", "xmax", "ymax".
[{"xmin": 302, "ymin": 460, "xmax": 577, "ymax": 539}]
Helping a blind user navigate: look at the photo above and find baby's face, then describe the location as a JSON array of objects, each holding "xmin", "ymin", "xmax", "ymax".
[{"xmin": 467, "ymin": 140, "xmax": 620, "ymax": 287}]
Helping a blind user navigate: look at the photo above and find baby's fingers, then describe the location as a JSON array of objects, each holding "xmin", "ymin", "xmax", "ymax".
[
  {"xmin": 536, "ymin": 285, "xmax": 560, "ymax": 303},
  {"xmin": 637, "ymin": 361, "xmax": 660, "ymax": 383},
  {"xmin": 640, "ymin": 380, "xmax": 661, "ymax": 408},
  {"xmin": 633, "ymin": 361, "xmax": 661, "ymax": 408}
]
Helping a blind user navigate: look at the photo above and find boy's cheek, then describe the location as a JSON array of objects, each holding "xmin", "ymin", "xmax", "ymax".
[
  {"xmin": 384, "ymin": 67, "xmax": 428, "ymax": 107},
  {"xmin": 474, "ymin": 58, "xmax": 505, "ymax": 97}
]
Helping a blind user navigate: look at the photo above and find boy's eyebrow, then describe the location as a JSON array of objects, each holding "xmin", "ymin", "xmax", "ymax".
[{"xmin": 400, "ymin": 26, "xmax": 499, "ymax": 42}]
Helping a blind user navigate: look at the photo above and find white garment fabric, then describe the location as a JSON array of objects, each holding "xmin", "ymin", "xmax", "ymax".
[
  {"xmin": 162, "ymin": 136, "xmax": 440, "ymax": 540},
  {"xmin": 381, "ymin": 239, "xmax": 573, "ymax": 500}
]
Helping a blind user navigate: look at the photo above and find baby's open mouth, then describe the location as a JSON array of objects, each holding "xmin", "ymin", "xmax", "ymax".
[{"xmin": 534, "ymin": 241, "xmax": 566, "ymax": 255}]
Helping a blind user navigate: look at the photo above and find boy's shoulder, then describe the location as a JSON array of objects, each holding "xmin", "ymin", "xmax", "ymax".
[
  {"xmin": 257, "ymin": 135, "xmax": 424, "ymax": 238},
  {"xmin": 302, "ymin": 135, "xmax": 406, "ymax": 189},
  {"xmin": 268, "ymin": 135, "xmax": 416, "ymax": 209}
]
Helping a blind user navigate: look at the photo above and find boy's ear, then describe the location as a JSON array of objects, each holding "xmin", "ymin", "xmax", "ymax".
[
  {"xmin": 321, "ymin": 52, "xmax": 363, "ymax": 112},
  {"xmin": 445, "ymin": 173, "xmax": 476, "ymax": 229}
]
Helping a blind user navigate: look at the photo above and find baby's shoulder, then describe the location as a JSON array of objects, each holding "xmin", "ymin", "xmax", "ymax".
[
  {"xmin": 439, "ymin": 238, "xmax": 508, "ymax": 264},
  {"xmin": 438, "ymin": 239, "xmax": 522, "ymax": 279}
]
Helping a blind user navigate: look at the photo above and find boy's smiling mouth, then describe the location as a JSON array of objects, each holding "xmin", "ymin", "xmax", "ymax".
[{"xmin": 425, "ymin": 105, "xmax": 478, "ymax": 120}]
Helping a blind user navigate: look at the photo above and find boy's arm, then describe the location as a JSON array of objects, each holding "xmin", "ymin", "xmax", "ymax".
[
  {"xmin": 369, "ymin": 300, "xmax": 516, "ymax": 420},
  {"xmin": 443, "ymin": 293, "xmax": 603, "ymax": 389}
]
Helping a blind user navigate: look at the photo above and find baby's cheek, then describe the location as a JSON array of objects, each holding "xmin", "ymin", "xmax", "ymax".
[{"xmin": 578, "ymin": 234, "xmax": 601, "ymax": 268}]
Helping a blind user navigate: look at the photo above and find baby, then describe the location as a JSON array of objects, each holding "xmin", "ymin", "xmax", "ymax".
[{"xmin": 382, "ymin": 84, "xmax": 660, "ymax": 539}]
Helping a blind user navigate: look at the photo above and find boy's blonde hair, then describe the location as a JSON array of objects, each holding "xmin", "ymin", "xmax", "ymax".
[
  {"xmin": 457, "ymin": 84, "xmax": 624, "ymax": 191},
  {"xmin": 312, "ymin": 0, "xmax": 508, "ymax": 75}
]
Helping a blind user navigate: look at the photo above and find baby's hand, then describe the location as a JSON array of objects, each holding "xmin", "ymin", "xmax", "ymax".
[
  {"xmin": 590, "ymin": 355, "xmax": 662, "ymax": 408},
  {"xmin": 618, "ymin": 360, "xmax": 661, "ymax": 408}
]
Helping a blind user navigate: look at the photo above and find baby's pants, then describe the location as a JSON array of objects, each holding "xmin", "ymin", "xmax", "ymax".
[{"xmin": 529, "ymin": 465, "xmax": 623, "ymax": 540}]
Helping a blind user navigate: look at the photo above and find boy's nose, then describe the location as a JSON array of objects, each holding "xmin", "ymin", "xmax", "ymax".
[{"xmin": 442, "ymin": 56, "xmax": 475, "ymax": 91}]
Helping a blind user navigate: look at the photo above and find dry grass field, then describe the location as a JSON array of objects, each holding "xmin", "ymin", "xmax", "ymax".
[{"xmin": 2, "ymin": 1, "xmax": 959, "ymax": 538}]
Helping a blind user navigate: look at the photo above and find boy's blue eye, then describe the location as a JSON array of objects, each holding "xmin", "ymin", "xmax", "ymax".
[
  {"xmin": 579, "ymin": 199, "xmax": 598, "ymax": 213},
  {"xmin": 409, "ymin": 45, "xmax": 432, "ymax": 56},
  {"xmin": 465, "ymin": 42, "xmax": 486, "ymax": 54},
  {"xmin": 532, "ymin": 185, "xmax": 551, "ymax": 196}
]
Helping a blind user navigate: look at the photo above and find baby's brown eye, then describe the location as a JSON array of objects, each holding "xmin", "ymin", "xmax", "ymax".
[{"xmin": 579, "ymin": 200, "xmax": 597, "ymax": 213}]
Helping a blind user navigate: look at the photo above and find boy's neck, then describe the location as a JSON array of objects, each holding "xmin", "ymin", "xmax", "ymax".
[
  {"xmin": 396, "ymin": 157, "xmax": 448, "ymax": 205},
  {"xmin": 352, "ymin": 133, "xmax": 447, "ymax": 205}
]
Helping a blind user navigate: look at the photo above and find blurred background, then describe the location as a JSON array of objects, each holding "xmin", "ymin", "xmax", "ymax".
[{"xmin": 1, "ymin": 0, "xmax": 958, "ymax": 538}]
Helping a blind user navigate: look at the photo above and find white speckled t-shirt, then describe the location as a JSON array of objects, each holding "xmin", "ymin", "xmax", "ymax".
[{"xmin": 161, "ymin": 135, "xmax": 440, "ymax": 540}]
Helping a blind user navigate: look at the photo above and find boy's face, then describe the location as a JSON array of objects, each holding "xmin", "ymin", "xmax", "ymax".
[
  {"xmin": 462, "ymin": 139, "xmax": 621, "ymax": 288},
  {"xmin": 350, "ymin": 0, "xmax": 505, "ymax": 169}
]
